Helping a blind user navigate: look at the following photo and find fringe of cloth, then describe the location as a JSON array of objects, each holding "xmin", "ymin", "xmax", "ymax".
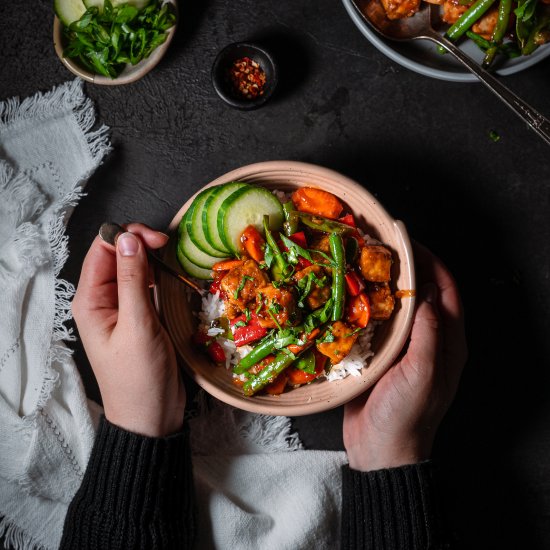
[
  {"xmin": 188, "ymin": 390, "xmax": 304, "ymax": 456},
  {"xmin": 0, "ymin": 517, "xmax": 46, "ymax": 550}
]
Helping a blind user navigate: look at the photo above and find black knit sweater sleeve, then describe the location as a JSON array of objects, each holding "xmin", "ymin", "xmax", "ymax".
[
  {"xmin": 341, "ymin": 461, "xmax": 451, "ymax": 550},
  {"xmin": 59, "ymin": 416, "xmax": 195, "ymax": 550}
]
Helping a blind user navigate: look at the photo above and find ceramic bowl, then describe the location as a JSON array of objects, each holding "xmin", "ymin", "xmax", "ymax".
[
  {"xmin": 154, "ymin": 160, "xmax": 416, "ymax": 416},
  {"xmin": 211, "ymin": 42, "xmax": 278, "ymax": 110},
  {"xmin": 52, "ymin": 0, "xmax": 177, "ymax": 86}
]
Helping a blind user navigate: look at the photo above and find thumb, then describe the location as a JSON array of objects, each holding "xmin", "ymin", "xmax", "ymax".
[
  {"xmin": 116, "ymin": 232, "xmax": 154, "ymax": 320},
  {"xmin": 405, "ymin": 283, "xmax": 440, "ymax": 373}
]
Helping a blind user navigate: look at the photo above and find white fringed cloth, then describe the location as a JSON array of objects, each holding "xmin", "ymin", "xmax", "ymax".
[{"xmin": 0, "ymin": 79, "xmax": 109, "ymax": 550}]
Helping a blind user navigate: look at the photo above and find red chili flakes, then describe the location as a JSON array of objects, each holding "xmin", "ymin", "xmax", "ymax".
[{"xmin": 227, "ymin": 56, "xmax": 267, "ymax": 100}]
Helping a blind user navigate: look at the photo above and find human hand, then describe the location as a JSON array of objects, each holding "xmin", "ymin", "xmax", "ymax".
[
  {"xmin": 343, "ymin": 242, "xmax": 467, "ymax": 471},
  {"xmin": 72, "ymin": 223, "xmax": 185, "ymax": 437}
]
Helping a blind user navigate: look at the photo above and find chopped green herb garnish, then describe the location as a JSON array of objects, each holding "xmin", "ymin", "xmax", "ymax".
[
  {"xmin": 489, "ymin": 130, "xmax": 501, "ymax": 142},
  {"xmin": 316, "ymin": 326, "xmax": 335, "ymax": 344},
  {"xmin": 234, "ymin": 275, "xmax": 254, "ymax": 299},
  {"xmin": 279, "ymin": 233, "xmax": 312, "ymax": 265},
  {"xmin": 255, "ymin": 293, "xmax": 263, "ymax": 314},
  {"xmin": 62, "ymin": 0, "xmax": 176, "ymax": 79},
  {"xmin": 267, "ymin": 308, "xmax": 283, "ymax": 331}
]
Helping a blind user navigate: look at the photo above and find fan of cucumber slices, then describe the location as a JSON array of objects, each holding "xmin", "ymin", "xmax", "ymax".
[
  {"xmin": 176, "ymin": 183, "xmax": 284, "ymax": 280},
  {"xmin": 55, "ymin": 0, "xmax": 176, "ymax": 79}
]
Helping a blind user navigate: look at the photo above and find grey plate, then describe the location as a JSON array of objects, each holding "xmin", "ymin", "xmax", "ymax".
[{"xmin": 342, "ymin": 0, "xmax": 550, "ymax": 82}]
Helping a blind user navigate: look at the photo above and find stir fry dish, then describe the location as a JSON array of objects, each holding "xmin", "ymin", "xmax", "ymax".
[
  {"xmin": 176, "ymin": 183, "xmax": 397, "ymax": 397},
  {"xmin": 371, "ymin": 0, "xmax": 550, "ymax": 68}
]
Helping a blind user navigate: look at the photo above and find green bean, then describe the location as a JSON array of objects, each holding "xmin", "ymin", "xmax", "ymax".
[
  {"xmin": 293, "ymin": 211, "xmax": 354, "ymax": 236},
  {"xmin": 263, "ymin": 215, "xmax": 291, "ymax": 280},
  {"xmin": 466, "ymin": 30, "xmax": 492, "ymax": 50},
  {"xmin": 329, "ymin": 233, "xmax": 345, "ymax": 321},
  {"xmin": 282, "ymin": 202, "xmax": 298, "ymax": 236},
  {"xmin": 345, "ymin": 236, "xmax": 360, "ymax": 265},
  {"xmin": 446, "ymin": 0, "xmax": 497, "ymax": 42},
  {"xmin": 233, "ymin": 334, "xmax": 276, "ymax": 374},
  {"xmin": 482, "ymin": 0, "xmax": 513, "ymax": 67},
  {"xmin": 292, "ymin": 349, "xmax": 316, "ymax": 374},
  {"xmin": 521, "ymin": 12, "xmax": 550, "ymax": 55},
  {"xmin": 243, "ymin": 349, "xmax": 297, "ymax": 396}
]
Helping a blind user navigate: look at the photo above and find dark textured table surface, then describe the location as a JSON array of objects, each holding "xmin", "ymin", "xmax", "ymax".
[{"xmin": 2, "ymin": 0, "xmax": 550, "ymax": 548}]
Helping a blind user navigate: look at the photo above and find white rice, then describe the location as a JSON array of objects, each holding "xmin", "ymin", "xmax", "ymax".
[{"xmin": 272, "ymin": 189, "xmax": 291, "ymax": 203}]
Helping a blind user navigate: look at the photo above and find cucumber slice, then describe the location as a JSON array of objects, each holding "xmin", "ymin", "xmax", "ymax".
[
  {"xmin": 54, "ymin": 0, "xmax": 87, "ymax": 26},
  {"xmin": 83, "ymin": 0, "xmax": 150, "ymax": 11},
  {"xmin": 176, "ymin": 245, "xmax": 213, "ymax": 280},
  {"xmin": 185, "ymin": 188, "xmax": 228, "ymax": 258},
  {"xmin": 178, "ymin": 216, "xmax": 229, "ymax": 269},
  {"xmin": 203, "ymin": 182, "xmax": 250, "ymax": 254},
  {"xmin": 218, "ymin": 186, "xmax": 284, "ymax": 255}
]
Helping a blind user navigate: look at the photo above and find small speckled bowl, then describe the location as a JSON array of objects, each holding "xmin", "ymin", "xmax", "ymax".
[
  {"xmin": 52, "ymin": 0, "xmax": 177, "ymax": 86},
  {"xmin": 211, "ymin": 42, "xmax": 278, "ymax": 110},
  {"xmin": 154, "ymin": 160, "xmax": 416, "ymax": 417}
]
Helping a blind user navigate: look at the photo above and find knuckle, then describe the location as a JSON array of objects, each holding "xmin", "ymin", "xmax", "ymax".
[{"xmin": 118, "ymin": 264, "xmax": 141, "ymax": 285}]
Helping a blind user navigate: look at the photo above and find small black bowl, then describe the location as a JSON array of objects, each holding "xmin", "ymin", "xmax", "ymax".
[{"xmin": 211, "ymin": 42, "xmax": 278, "ymax": 110}]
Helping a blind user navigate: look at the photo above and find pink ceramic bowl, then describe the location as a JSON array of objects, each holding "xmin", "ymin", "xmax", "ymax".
[{"xmin": 154, "ymin": 160, "xmax": 416, "ymax": 416}]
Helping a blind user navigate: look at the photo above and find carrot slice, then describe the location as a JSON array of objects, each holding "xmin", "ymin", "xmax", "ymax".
[
  {"xmin": 265, "ymin": 371, "xmax": 288, "ymax": 395},
  {"xmin": 291, "ymin": 187, "xmax": 344, "ymax": 219},
  {"xmin": 240, "ymin": 225, "xmax": 265, "ymax": 262},
  {"xmin": 211, "ymin": 259, "xmax": 243, "ymax": 272}
]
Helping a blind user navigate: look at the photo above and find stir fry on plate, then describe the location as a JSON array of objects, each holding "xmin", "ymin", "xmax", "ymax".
[{"xmin": 370, "ymin": 0, "xmax": 550, "ymax": 68}]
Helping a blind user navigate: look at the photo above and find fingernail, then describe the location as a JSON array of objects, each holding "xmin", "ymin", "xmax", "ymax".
[
  {"xmin": 421, "ymin": 282, "xmax": 438, "ymax": 304},
  {"xmin": 117, "ymin": 232, "xmax": 139, "ymax": 256},
  {"xmin": 157, "ymin": 231, "xmax": 169, "ymax": 239}
]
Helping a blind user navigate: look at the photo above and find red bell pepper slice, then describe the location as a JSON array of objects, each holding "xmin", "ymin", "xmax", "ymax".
[
  {"xmin": 347, "ymin": 292, "xmax": 371, "ymax": 328},
  {"xmin": 338, "ymin": 213, "xmax": 356, "ymax": 227},
  {"xmin": 194, "ymin": 330, "xmax": 226, "ymax": 363},
  {"xmin": 230, "ymin": 312, "xmax": 267, "ymax": 347},
  {"xmin": 207, "ymin": 341, "xmax": 226, "ymax": 363},
  {"xmin": 345, "ymin": 271, "xmax": 365, "ymax": 297},
  {"xmin": 288, "ymin": 231, "xmax": 308, "ymax": 249},
  {"xmin": 209, "ymin": 274, "xmax": 227, "ymax": 299}
]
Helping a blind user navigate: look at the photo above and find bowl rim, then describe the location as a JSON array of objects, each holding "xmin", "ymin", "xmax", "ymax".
[
  {"xmin": 154, "ymin": 160, "xmax": 416, "ymax": 416},
  {"xmin": 211, "ymin": 42, "xmax": 278, "ymax": 110},
  {"xmin": 52, "ymin": 0, "xmax": 178, "ymax": 86}
]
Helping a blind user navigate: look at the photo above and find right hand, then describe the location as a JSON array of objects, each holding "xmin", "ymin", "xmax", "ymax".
[
  {"xmin": 343, "ymin": 242, "xmax": 467, "ymax": 471},
  {"xmin": 72, "ymin": 223, "xmax": 185, "ymax": 438}
]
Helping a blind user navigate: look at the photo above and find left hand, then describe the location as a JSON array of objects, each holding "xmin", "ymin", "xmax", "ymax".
[{"xmin": 72, "ymin": 223, "xmax": 185, "ymax": 438}]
